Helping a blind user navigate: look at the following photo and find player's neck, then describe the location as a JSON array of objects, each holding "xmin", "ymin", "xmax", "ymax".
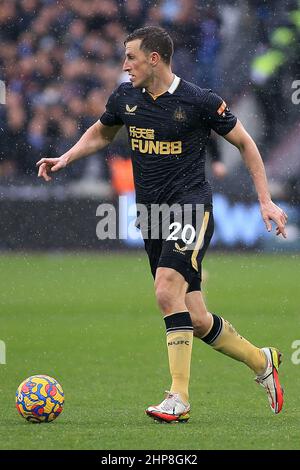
[{"xmin": 146, "ymin": 70, "xmax": 175, "ymax": 97}]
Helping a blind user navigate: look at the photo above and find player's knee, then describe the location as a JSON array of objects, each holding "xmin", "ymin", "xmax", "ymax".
[
  {"xmin": 154, "ymin": 274, "xmax": 181, "ymax": 313},
  {"xmin": 155, "ymin": 281, "xmax": 174, "ymax": 313},
  {"xmin": 155, "ymin": 269, "xmax": 186, "ymax": 314}
]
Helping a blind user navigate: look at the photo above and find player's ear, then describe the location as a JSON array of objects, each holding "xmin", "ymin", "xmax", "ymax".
[{"xmin": 149, "ymin": 51, "xmax": 160, "ymax": 66}]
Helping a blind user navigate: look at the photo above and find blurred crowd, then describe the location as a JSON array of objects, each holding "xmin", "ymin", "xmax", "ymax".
[{"xmin": 0, "ymin": 0, "xmax": 299, "ymax": 183}]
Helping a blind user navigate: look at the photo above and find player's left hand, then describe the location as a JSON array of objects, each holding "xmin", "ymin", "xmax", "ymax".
[{"xmin": 260, "ymin": 200, "xmax": 288, "ymax": 238}]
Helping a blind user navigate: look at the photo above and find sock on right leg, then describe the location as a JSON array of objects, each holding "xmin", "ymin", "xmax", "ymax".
[{"xmin": 164, "ymin": 312, "xmax": 193, "ymax": 404}]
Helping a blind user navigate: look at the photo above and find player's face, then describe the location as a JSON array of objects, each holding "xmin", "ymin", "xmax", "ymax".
[{"xmin": 123, "ymin": 39, "xmax": 153, "ymax": 88}]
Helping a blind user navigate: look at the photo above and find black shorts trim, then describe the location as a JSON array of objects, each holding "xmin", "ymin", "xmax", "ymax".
[{"xmin": 157, "ymin": 256, "xmax": 194, "ymax": 284}]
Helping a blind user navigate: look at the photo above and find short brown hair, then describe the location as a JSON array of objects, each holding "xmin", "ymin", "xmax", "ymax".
[{"xmin": 124, "ymin": 26, "xmax": 174, "ymax": 65}]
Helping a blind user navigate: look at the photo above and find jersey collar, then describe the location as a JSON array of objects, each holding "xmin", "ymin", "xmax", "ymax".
[
  {"xmin": 142, "ymin": 75, "xmax": 181, "ymax": 95},
  {"xmin": 168, "ymin": 74, "xmax": 181, "ymax": 94}
]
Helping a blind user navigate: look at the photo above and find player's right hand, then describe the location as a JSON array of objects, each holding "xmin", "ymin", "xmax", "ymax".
[{"xmin": 36, "ymin": 157, "xmax": 67, "ymax": 181}]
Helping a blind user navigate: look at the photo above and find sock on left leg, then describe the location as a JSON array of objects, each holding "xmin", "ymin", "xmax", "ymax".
[{"xmin": 201, "ymin": 314, "xmax": 267, "ymax": 375}]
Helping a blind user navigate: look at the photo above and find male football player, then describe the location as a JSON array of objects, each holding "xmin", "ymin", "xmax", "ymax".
[{"xmin": 37, "ymin": 26, "xmax": 287, "ymax": 423}]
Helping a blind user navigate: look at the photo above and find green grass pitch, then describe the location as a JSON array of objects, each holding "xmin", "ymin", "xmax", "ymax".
[{"xmin": 0, "ymin": 252, "xmax": 299, "ymax": 450}]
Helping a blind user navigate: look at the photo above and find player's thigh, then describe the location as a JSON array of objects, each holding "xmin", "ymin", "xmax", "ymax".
[{"xmin": 155, "ymin": 266, "xmax": 188, "ymax": 295}]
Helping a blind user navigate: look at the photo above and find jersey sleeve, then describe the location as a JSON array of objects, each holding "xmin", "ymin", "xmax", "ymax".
[
  {"xmin": 99, "ymin": 88, "xmax": 124, "ymax": 127},
  {"xmin": 201, "ymin": 90, "xmax": 237, "ymax": 136}
]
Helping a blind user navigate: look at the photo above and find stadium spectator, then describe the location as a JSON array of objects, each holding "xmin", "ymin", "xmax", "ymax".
[
  {"xmin": 0, "ymin": 0, "xmax": 298, "ymax": 181},
  {"xmin": 195, "ymin": 5, "xmax": 222, "ymax": 90}
]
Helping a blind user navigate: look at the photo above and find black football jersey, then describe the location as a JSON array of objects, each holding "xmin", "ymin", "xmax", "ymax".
[{"xmin": 100, "ymin": 76, "xmax": 237, "ymax": 206}]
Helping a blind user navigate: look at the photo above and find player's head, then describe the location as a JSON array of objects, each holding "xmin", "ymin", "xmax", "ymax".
[{"xmin": 123, "ymin": 26, "xmax": 174, "ymax": 88}]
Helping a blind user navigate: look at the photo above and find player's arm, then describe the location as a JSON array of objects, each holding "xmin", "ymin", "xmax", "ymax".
[
  {"xmin": 37, "ymin": 121, "xmax": 122, "ymax": 181},
  {"xmin": 224, "ymin": 119, "xmax": 288, "ymax": 237}
]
